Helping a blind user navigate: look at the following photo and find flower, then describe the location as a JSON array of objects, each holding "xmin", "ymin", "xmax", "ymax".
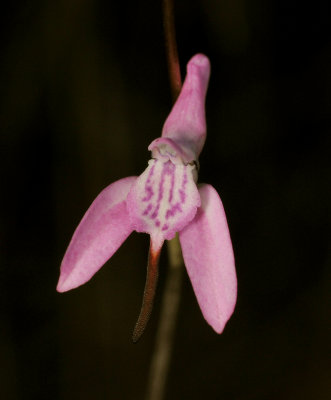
[{"xmin": 57, "ymin": 54, "xmax": 237, "ymax": 339}]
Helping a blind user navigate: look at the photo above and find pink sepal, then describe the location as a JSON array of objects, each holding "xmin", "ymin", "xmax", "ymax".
[
  {"xmin": 179, "ymin": 184, "xmax": 237, "ymax": 333},
  {"xmin": 161, "ymin": 54, "xmax": 211, "ymax": 162},
  {"xmin": 57, "ymin": 176, "xmax": 137, "ymax": 292}
]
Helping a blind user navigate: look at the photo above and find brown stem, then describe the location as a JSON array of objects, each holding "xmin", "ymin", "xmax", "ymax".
[
  {"xmin": 144, "ymin": 2, "xmax": 184, "ymax": 397},
  {"xmin": 132, "ymin": 240, "xmax": 162, "ymax": 343},
  {"xmin": 163, "ymin": 0, "xmax": 182, "ymax": 101}
]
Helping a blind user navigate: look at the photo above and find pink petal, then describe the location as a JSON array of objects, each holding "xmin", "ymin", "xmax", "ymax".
[
  {"xmin": 126, "ymin": 159, "xmax": 200, "ymax": 242},
  {"xmin": 160, "ymin": 53, "xmax": 211, "ymax": 163},
  {"xmin": 179, "ymin": 184, "xmax": 237, "ymax": 333},
  {"xmin": 57, "ymin": 176, "xmax": 136, "ymax": 292}
]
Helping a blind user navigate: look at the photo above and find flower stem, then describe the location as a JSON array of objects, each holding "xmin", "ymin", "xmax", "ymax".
[
  {"xmin": 145, "ymin": 1, "xmax": 183, "ymax": 398},
  {"xmin": 132, "ymin": 240, "xmax": 162, "ymax": 343},
  {"xmin": 145, "ymin": 235, "xmax": 183, "ymax": 400},
  {"xmin": 163, "ymin": 0, "xmax": 182, "ymax": 101}
]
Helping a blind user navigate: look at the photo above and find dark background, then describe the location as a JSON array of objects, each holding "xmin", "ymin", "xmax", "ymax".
[{"xmin": 1, "ymin": 1, "xmax": 330, "ymax": 399}]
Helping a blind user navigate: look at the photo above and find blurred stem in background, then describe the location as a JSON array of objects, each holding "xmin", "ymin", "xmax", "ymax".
[
  {"xmin": 144, "ymin": 0, "xmax": 183, "ymax": 399},
  {"xmin": 163, "ymin": 0, "xmax": 181, "ymax": 101}
]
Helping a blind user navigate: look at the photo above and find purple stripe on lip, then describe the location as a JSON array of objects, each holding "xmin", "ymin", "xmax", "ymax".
[
  {"xmin": 166, "ymin": 203, "xmax": 182, "ymax": 219},
  {"xmin": 142, "ymin": 203, "xmax": 152, "ymax": 216},
  {"xmin": 142, "ymin": 163, "xmax": 155, "ymax": 202},
  {"xmin": 139, "ymin": 160, "xmax": 192, "ymax": 236}
]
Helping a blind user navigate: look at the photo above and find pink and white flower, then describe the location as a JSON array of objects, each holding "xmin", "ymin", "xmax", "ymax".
[{"xmin": 57, "ymin": 54, "xmax": 237, "ymax": 337}]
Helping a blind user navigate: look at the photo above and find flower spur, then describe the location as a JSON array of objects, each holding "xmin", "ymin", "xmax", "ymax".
[{"xmin": 57, "ymin": 54, "xmax": 237, "ymax": 341}]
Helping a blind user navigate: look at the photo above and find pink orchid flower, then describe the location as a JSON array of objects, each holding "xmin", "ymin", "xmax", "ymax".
[{"xmin": 57, "ymin": 54, "xmax": 237, "ymax": 340}]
